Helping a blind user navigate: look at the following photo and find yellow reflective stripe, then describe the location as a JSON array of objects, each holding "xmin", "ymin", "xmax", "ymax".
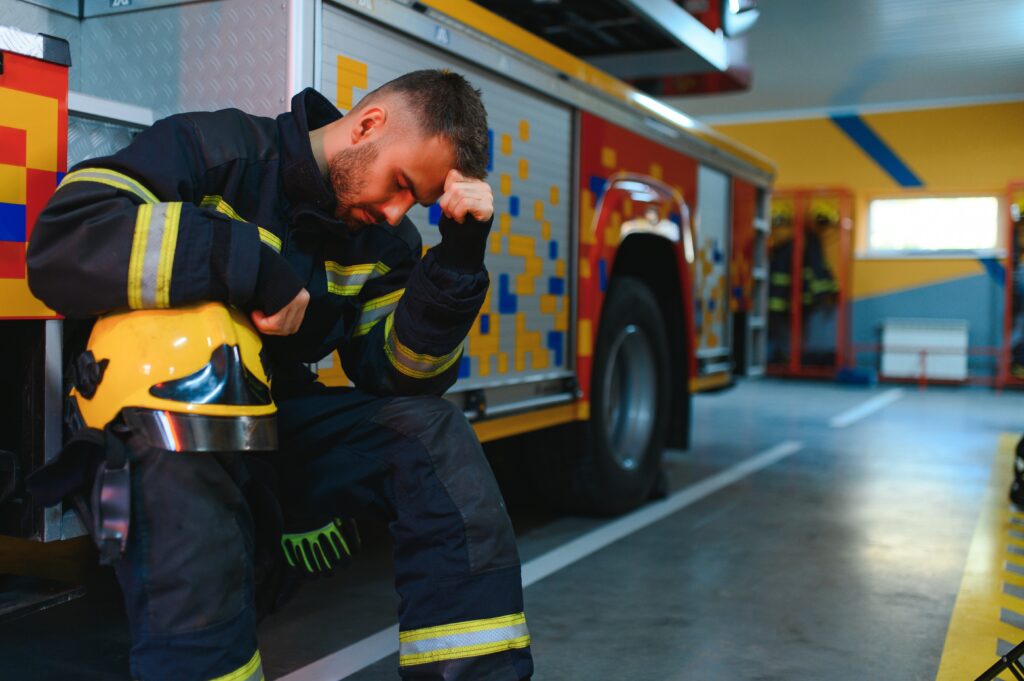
[
  {"xmin": 400, "ymin": 613, "xmax": 527, "ymax": 643},
  {"xmin": 399, "ymin": 635, "xmax": 531, "ymax": 667},
  {"xmin": 354, "ymin": 288, "xmax": 405, "ymax": 337},
  {"xmin": 399, "ymin": 612, "xmax": 530, "ymax": 667},
  {"xmin": 127, "ymin": 204, "xmax": 152, "ymax": 309},
  {"xmin": 257, "ymin": 227, "xmax": 282, "ymax": 252},
  {"xmin": 200, "ymin": 194, "xmax": 243, "ymax": 221},
  {"xmin": 155, "ymin": 202, "xmax": 181, "ymax": 308},
  {"xmin": 209, "ymin": 650, "xmax": 263, "ymax": 681},
  {"xmin": 201, "ymin": 195, "xmax": 281, "ymax": 252},
  {"xmin": 325, "ymin": 260, "xmax": 391, "ymax": 296},
  {"xmin": 128, "ymin": 202, "xmax": 182, "ymax": 309},
  {"xmin": 383, "ymin": 313, "xmax": 463, "ymax": 379},
  {"xmin": 363, "ymin": 288, "xmax": 404, "ymax": 312},
  {"xmin": 59, "ymin": 168, "xmax": 159, "ymax": 204}
]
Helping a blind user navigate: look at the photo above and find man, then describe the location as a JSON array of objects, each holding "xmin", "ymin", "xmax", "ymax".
[{"xmin": 27, "ymin": 70, "xmax": 532, "ymax": 681}]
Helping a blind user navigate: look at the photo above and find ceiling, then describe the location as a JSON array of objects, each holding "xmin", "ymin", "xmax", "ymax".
[{"xmin": 665, "ymin": 0, "xmax": 1024, "ymax": 123}]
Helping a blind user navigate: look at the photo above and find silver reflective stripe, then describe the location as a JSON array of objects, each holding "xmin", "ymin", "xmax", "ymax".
[
  {"xmin": 325, "ymin": 261, "xmax": 390, "ymax": 296},
  {"xmin": 139, "ymin": 202, "xmax": 170, "ymax": 307},
  {"xmin": 384, "ymin": 314, "xmax": 463, "ymax": 379},
  {"xmin": 399, "ymin": 622, "xmax": 530, "ymax": 662},
  {"xmin": 354, "ymin": 299, "xmax": 400, "ymax": 337},
  {"xmin": 60, "ymin": 168, "xmax": 158, "ymax": 204}
]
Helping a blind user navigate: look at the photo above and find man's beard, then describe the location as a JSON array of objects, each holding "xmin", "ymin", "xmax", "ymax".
[{"xmin": 328, "ymin": 140, "xmax": 380, "ymax": 226}]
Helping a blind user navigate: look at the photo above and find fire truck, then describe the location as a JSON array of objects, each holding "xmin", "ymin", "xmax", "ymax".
[{"xmin": 0, "ymin": 0, "xmax": 773, "ymax": 584}]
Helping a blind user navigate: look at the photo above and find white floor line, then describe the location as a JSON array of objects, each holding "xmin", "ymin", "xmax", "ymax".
[
  {"xmin": 277, "ymin": 440, "xmax": 805, "ymax": 681},
  {"xmin": 829, "ymin": 388, "xmax": 905, "ymax": 429}
]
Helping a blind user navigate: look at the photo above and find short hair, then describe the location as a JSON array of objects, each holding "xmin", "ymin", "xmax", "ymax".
[{"xmin": 354, "ymin": 69, "xmax": 489, "ymax": 179}]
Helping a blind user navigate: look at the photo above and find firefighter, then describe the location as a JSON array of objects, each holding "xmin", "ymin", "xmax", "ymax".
[{"xmin": 25, "ymin": 70, "xmax": 532, "ymax": 681}]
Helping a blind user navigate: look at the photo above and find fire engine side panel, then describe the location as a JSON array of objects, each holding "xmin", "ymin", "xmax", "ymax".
[
  {"xmin": 320, "ymin": 5, "xmax": 574, "ymax": 391},
  {"xmin": 694, "ymin": 164, "xmax": 732, "ymax": 373},
  {"xmin": 577, "ymin": 112, "xmax": 698, "ymax": 400}
]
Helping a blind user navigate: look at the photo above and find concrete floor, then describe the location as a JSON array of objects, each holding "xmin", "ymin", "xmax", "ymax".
[{"xmin": 2, "ymin": 379, "xmax": 1021, "ymax": 680}]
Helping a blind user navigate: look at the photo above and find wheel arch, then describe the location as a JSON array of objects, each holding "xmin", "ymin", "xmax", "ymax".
[{"xmin": 608, "ymin": 233, "xmax": 692, "ymax": 448}]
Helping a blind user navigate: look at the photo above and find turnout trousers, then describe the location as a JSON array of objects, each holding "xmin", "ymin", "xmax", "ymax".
[{"xmin": 112, "ymin": 386, "xmax": 533, "ymax": 681}]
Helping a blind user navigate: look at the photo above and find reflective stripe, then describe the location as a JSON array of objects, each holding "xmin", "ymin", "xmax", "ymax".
[
  {"xmin": 399, "ymin": 613, "xmax": 531, "ymax": 667},
  {"xmin": 59, "ymin": 167, "xmax": 159, "ymax": 204},
  {"xmin": 353, "ymin": 288, "xmax": 404, "ymax": 337},
  {"xmin": 770, "ymin": 272, "xmax": 790, "ymax": 286},
  {"xmin": 325, "ymin": 260, "xmax": 391, "ymax": 296},
  {"xmin": 201, "ymin": 195, "xmax": 282, "ymax": 252},
  {"xmin": 209, "ymin": 650, "xmax": 263, "ymax": 681},
  {"xmin": 257, "ymin": 227, "xmax": 282, "ymax": 252},
  {"xmin": 383, "ymin": 313, "xmax": 463, "ymax": 379},
  {"xmin": 127, "ymin": 204, "xmax": 152, "ymax": 309},
  {"xmin": 768, "ymin": 297, "xmax": 788, "ymax": 312},
  {"xmin": 128, "ymin": 202, "xmax": 181, "ymax": 308}
]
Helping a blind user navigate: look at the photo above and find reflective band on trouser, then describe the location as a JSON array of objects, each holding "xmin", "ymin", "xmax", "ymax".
[
  {"xmin": 209, "ymin": 650, "xmax": 263, "ymax": 681},
  {"xmin": 399, "ymin": 613, "xmax": 531, "ymax": 667},
  {"xmin": 383, "ymin": 313, "xmax": 463, "ymax": 379},
  {"xmin": 768, "ymin": 297, "xmax": 788, "ymax": 312},
  {"xmin": 200, "ymin": 195, "xmax": 282, "ymax": 252},
  {"xmin": 59, "ymin": 167, "xmax": 159, "ymax": 204},
  {"xmin": 770, "ymin": 272, "xmax": 790, "ymax": 286},
  {"xmin": 353, "ymin": 288, "xmax": 404, "ymax": 337},
  {"xmin": 128, "ymin": 201, "xmax": 181, "ymax": 309},
  {"xmin": 325, "ymin": 260, "xmax": 391, "ymax": 296}
]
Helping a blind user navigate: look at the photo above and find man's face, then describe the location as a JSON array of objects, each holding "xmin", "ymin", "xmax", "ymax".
[{"xmin": 329, "ymin": 132, "xmax": 455, "ymax": 228}]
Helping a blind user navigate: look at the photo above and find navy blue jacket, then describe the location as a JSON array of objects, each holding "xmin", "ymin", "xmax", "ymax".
[{"xmin": 27, "ymin": 88, "xmax": 490, "ymax": 396}]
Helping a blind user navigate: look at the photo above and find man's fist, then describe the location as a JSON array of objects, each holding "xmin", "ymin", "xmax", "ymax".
[
  {"xmin": 251, "ymin": 288, "xmax": 309, "ymax": 336},
  {"xmin": 438, "ymin": 169, "xmax": 493, "ymax": 224}
]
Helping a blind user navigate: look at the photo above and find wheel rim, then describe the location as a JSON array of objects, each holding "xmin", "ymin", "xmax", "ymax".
[{"xmin": 601, "ymin": 324, "xmax": 657, "ymax": 471}]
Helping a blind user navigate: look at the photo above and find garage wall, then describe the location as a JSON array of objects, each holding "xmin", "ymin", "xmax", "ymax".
[{"xmin": 713, "ymin": 100, "xmax": 1024, "ymax": 377}]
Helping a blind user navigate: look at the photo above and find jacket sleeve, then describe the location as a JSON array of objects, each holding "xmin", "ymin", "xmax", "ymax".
[
  {"xmin": 338, "ymin": 214, "xmax": 491, "ymax": 396},
  {"xmin": 26, "ymin": 113, "xmax": 302, "ymax": 318}
]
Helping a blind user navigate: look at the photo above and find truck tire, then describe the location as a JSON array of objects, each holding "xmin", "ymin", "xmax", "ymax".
[{"xmin": 528, "ymin": 276, "xmax": 671, "ymax": 515}]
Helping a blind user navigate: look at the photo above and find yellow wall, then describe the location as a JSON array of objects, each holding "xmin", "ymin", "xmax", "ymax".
[{"xmin": 715, "ymin": 100, "xmax": 1024, "ymax": 298}]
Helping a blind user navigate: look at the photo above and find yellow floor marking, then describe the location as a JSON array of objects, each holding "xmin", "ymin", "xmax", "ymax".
[{"xmin": 936, "ymin": 433, "xmax": 1021, "ymax": 680}]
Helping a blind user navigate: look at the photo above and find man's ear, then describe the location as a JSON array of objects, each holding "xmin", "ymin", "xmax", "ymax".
[{"xmin": 351, "ymin": 106, "xmax": 386, "ymax": 144}]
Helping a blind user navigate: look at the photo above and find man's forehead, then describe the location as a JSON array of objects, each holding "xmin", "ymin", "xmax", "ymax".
[{"xmin": 399, "ymin": 136, "xmax": 455, "ymax": 201}]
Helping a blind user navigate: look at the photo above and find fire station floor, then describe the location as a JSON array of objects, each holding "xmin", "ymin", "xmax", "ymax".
[{"xmin": 2, "ymin": 379, "xmax": 1023, "ymax": 680}]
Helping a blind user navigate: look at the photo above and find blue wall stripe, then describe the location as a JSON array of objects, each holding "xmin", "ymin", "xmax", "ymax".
[{"xmin": 830, "ymin": 115, "xmax": 923, "ymax": 188}]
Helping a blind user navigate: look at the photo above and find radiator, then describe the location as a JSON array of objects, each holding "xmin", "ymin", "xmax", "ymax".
[{"xmin": 880, "ymin": 318, "xmax": 969, "ymax": 381}]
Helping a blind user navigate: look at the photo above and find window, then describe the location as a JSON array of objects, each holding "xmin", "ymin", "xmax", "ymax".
[{"xmin": 866, "ymin": 196, "xmax": 1000, "ymax": 255}]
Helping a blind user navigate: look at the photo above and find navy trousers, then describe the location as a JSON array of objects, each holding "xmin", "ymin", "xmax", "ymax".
[{"xmin": 114, "ymin": 386, "xmax": 533, "ymax": 680}]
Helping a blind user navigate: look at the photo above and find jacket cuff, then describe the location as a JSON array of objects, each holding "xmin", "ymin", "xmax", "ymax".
[
  {"xmin": 252, "ymin": 243, "xmax": 305, "ymax": 315},
  {"xmin": 432, "ymin": 213, "xmax": 493, "ymax": 273}
]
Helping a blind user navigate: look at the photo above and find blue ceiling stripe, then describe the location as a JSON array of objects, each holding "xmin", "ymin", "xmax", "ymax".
[{"xmin": 830, "ymin": 114, "xmax": 923, "ymax": 188}]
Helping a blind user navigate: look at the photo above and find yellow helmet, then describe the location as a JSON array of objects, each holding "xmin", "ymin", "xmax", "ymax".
[
  {"xmin": 72, "ymin": 302, "xmax": 277, "ymax": 451},
  {"xmin": 809, "ymin": 198, "xmax": 840, "ymax": 226}
]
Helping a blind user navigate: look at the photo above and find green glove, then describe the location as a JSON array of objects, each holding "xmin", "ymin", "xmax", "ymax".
[{"xmin": 281, "ymin": 518, "xmax": 353, "ymax": 575}]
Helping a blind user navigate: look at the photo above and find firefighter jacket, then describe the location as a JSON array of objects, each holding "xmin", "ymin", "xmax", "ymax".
[
  {"xmin": 768, "ymin": 230, "xmax": 838, "ymax": 314},
  {"xmin": 27, "ymin": 88, "xmax": 490, "ymax": 397}
]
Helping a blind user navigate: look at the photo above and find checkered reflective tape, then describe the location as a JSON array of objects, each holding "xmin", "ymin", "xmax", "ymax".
[{"xmin": 399, "ymin": 613, "xmax": 530, "ymax": 666}]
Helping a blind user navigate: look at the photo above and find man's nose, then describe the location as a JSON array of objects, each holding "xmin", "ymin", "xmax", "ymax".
[{"xmin": 382, "ymin": 193, "xmax": 416, "ymax": 226}]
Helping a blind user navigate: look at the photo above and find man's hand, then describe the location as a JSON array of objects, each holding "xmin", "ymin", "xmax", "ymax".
[
  {"xmin": 439, "ymin": 169, "xmax": 493, "ymax": 224},
  {"xmin": 251, "ymin": 288, "xmax": 309, "ymax": 336}
]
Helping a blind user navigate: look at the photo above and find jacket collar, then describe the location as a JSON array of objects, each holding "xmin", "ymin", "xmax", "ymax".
[{"xmin": 279, "ymin": 88, "xmax": 342, "ymax": 216}]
